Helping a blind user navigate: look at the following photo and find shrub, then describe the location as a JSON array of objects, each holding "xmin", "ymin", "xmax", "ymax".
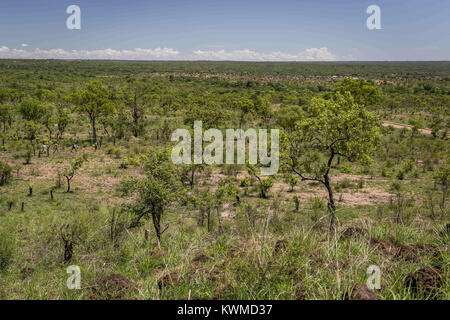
[
  {"xmin": 338, "ymin": 178, "xmax": 353, "ymax": 189},
  {"xmin": 402, "ymin": 160, "xmax": 414, "ymax": 173},
  {"xmin": 396, "ymin": 169, "xmax": 405, "ymax": 180},
  {"xmin": 339, "ymin": 165, "xmax": 352, "ymax": 174},
  {"xmin": 357, "ymin": 178, "xmax": 365, "ymax": 189},
  {"xmin": 288, "ymin": 176, "xmax": 298, "ymax": 192},
  {"xmin": 6, "ymin": 196, "xmax": 16, "ymax": 211},
  {"xmin": 0, "ymin": 161, "xmax": 12, "ymax": 186},
  {"xmin": 240, "ymin": 177, "xmax": 250, "ymax": 188},
  {"xmin": 260, "ymin": 177, "xmax": 275, "ymax": 198}
]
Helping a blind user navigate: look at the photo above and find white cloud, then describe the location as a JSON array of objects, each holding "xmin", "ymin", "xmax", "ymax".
[
  {"xmin": 0, "ymin": 46, "xmax": 338, "ymax": 61},
  {"xmin": 0, "ymin": 46, "xmax": 180, "ymax": 60},
  {"xmin": 21, "ymin": 43, "xmax": 28, "ymax": 47},
  {"xmin": 192, "ymin": 47, "xmax": 338, "ymax": 61}
]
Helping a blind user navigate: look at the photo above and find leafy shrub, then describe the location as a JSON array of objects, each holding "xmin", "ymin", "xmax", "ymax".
[
  {"xmin": 402, "ymin": 160, "xmax": 414, "ymax": 173},
  {"xmin": 396, "ymin": 169, "xmax": 405, "ymax": 180},
  {"xmin": 288, "ymin": 176, "xmax": 298, "ymax": 192},
  {"xmin": 0, "ymin": 161, "xmax": 12, "ymax": 186},
  {"xmin": 338, "ymin": 178, "xmax": 353, "ymax": 189},
  {"xmin": 357, "ymin": 178, "xmax": 365, "ymax": 189},
  {"xmin": 239, "ymin": 177, "xmax": 250, "ymax": 188},
  {"xmin": 260, "ymin": 177, "xmax": 275, "ymax": 198},
  {"xmin": 339, "ymin": 165, "xmax": 351, "ymax": 174}
]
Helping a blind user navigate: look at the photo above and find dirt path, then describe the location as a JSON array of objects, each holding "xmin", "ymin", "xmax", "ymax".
[{"xmin": 381, "ymin": 121, "xmax": 448, "ymax": 138}]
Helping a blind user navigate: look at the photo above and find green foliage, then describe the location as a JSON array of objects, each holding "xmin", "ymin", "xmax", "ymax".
[
  {"xmin": 0, "ymin": 104, "xmax": 13, "ymax": 132},
  {"xmin": 239, "ymin": 177, "xmax": 250, "ymax": 188},
  {"xmin": 260, "ymin": 177, "xmax": 275, "ymax": 199},
  {"xmin": 0, "ymin": 161, "xmax": 12, "ymax": 186},
  {"xmin": 288, "ymin": 175, "xmax": 298, "ymax": 192},
  {"xmin": 70, "ymin": 80, "xmax": 116, "ymax": 142},
  {"xmin": 63, "ymin": 156, "xmax": 85, "ymax": 192},
  {"xmin": 283, "ymin": 91, "xmax": 381, "ymax": 182},
  {"xmin": 123, "ymin": 149, "xmax": 184, "ymax": 240},
  {"xmin": 19, "ymin": 99, "xmax": 45, "ymax": 121},
  {"xmin": 247, "ymin": 165, "xmax": 275, "ymax": 198},
  {"xmin": 333, "ymin": 78, "xmax": 381, "ymax": 107}
]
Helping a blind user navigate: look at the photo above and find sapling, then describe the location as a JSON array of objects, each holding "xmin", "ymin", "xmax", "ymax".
[{"xmin": 63, "ymin": 156, "xmax": 85, "ymax": 193}]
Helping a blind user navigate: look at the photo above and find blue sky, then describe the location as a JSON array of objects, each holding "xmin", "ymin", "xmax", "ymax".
[{"xmin": 0, "ymin": 0, "xmax": 449, "ymax": 60}]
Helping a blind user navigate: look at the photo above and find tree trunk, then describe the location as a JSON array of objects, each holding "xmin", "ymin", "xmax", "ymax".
[
  {"xmin": 152, "ymin": 211, "xmax": 162, "ymax": 244},
  {"xmin": 190, "ymin": 167, "xmax": 195, "ymax": 188},
  {"xmin": 91, "ymin": 116, "xmax": 97, "ymax": 143},
  {"xmin": 207, "ymin": 209, "xmax": 211, "ymax": 232},
  {"xmin": 65, "ymin": 176, "xmax": 71, "ymax": 193},
  {"xmin": 324, "ymin": 175, "xmax": 336, "ymax": 235}
]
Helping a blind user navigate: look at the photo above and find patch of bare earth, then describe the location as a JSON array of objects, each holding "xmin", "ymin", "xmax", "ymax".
[{"xmin": 203, "ymin": 170, "xmax": 391, "ymax": 207}]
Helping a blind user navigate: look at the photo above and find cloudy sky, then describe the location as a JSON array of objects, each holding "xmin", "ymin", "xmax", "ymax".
[{"xmin": 0, "ymin": 0, "xmax": 449, "ymax": 61}]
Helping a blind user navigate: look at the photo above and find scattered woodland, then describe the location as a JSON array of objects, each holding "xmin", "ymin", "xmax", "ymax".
[{"xmin": 0, "ymin": 60, "xmax": 448, "ymax": 300}]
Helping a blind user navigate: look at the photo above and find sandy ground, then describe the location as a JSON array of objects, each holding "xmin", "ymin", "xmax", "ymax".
[{"xmin": 381, "ymin": 121, "xmax": 449, "ymax": 138}]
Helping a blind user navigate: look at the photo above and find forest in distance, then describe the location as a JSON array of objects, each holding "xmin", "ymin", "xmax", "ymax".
[{"xmin": 0, "ymin": 59, "xmax": 448, "ymax": 300}]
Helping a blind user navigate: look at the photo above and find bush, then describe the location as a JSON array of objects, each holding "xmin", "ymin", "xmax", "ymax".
[
  {"xmin": 240, "ymin": 177, "xmax": 250, "ymax": 188},
  {"xmin": 338, "ymin": 178, "xmax": 353, "ymax": 189},
  {"xmin": 357, "ymin": 178, "xmax": 365, "ymax": 189},
  {"xmin": 0, "ymin": 161, "xmax": 12, "ymax": 186},
  {"xmin": 0, "ymin": 230, "xmax": 14, "ymax": 272},
  {"xmin": 260, "ymin": 177, "xmax": 274, "ymax": 198},
  {"xmin": 339, "ymin": 165, "xmax": 351, "ymax": 174},
  {"xmin": 396, "ymin": 169, "xmax": 405, "ymax": 180}
]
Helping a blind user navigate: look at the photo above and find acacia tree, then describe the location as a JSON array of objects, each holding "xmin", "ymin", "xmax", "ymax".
[
  {"xmin": 122, "ymin": 82, "xmax": 148, "ymax": 137},
  {"xmin": 70, "ymin": 81, "xmax": 115, "ymax": 143},
  {"xmin": 123, "ymin": 149, "xmax": 183, "ymax": 243},
  {"xmin": 282, "ymin": 92, "xmax": 380, "ymax": 234},
  {"xmin": 233, "ymin": 98, "xmax": 255, "ymax": 129},
  {"xmin": 0, "ymin": 104, "xmax": 13, "ymax": 134},
  {"xmin": 23, "ymin": 120, "xmax": 40, "ymax": 156},
  {"xmin": 55, "ymin": 107, "xmax": 70, "ymax": 140},
  {"xmin": 19, "ymin": 99, "xmax": 45, "ymax": 122},
  {"xmin": 255, "ymin": 94, "xmax": 272, "ymax": 127},
  {"xmin": 198, "ymin": 180, "xmax": 238, "ymax": 232},
  {"xmin": 63, "ymin": 156, "xmax": 85, "ymax": 193},
  {"xmin": 332, "ymin": 78, "xmax": 381, "ymax": 107}
]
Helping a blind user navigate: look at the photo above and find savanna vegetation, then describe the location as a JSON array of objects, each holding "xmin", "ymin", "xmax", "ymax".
[{"xmin": 0, "ymin": 60, "xmax": 448, "ymax": 300}]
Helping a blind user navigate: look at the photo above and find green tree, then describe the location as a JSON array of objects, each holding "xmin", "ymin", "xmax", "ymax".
[
  {"xmin": 23, "ymin": 120, "xmax": 40, "ymax": 155},
  {"xmin": 282, "ymin": 92, "xmax": 380, "ymax": 233},
  {"xmin": 0, "ymin": 104, "xmax": 13, "ymax": 134},
  {"xmin": 55, "ymin": 107, "xmax": 70, "ymax": 140},
  {"xmin": 275, "ymin": 105, "xmax": 305, "ymax": 133},
  {"xmin": 333, "ymin": 79, "xmax": 381, "ymax": 107},
  {"xmin": 63, "ymin": 156, "xmax": 85, "ymax": 193},
  {"xmin": 19, "ymin": 99, "xmax": 45, "ymax": 122},
  {"xmin": 122, "ymin": 149, "xmax": 183, "ymax": 243},
  {"xmin": 255, "ymin": 94, "xmax": 272, "ymax": 126},
  {"xmin": 122, "ymin": 82, "xmax": 148, "ymax": 137},
  {"xmin": 234, "ymin": 98, "xmax": 255, "ymax": 128},
  {"xmin": 70, "ymin": 81, "xmax": 115, "ymax": 143}
]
